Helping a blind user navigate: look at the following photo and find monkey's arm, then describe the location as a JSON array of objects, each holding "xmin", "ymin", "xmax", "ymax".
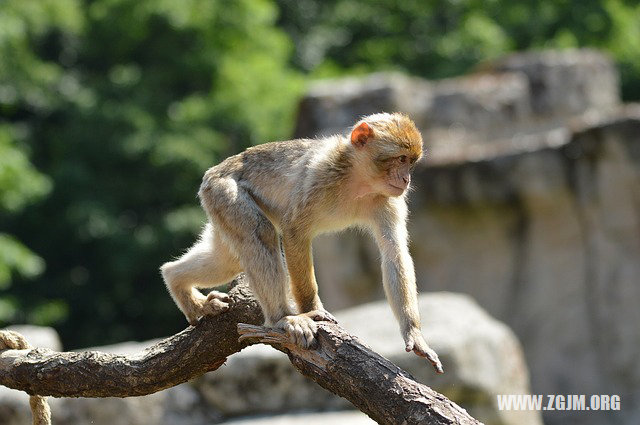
[
  {"xmin": 281, "ymin": 232, "xmax": 323, "ymax": 312},
  {"xmin": 280, "ymin": 229, "xmax": 335, "ymax": 319},
  {"xmin": 251, "ymin": 230, "xmax": 332, "ymax": 349},
  {"xmin": 372, "ymin": 199, "xmax": 443, "ymax": 373}
]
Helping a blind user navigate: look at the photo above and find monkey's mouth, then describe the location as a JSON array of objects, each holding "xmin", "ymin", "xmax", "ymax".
[{"xmin": 387, "ymin": 183, "xmax": 407, "ymax": 194}]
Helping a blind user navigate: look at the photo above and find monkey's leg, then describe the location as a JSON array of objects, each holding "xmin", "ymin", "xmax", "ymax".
[
  {"xmin": 201, "ymin": 178, "xmax": 319, "ymax": 348},
  {"xmin": 161, "ymin": 224, "xmax": 242, "ymax": 325}
]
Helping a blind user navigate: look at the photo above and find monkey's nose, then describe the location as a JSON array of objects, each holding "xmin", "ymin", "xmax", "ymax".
[{"xmin": 402, "ymin": 176, "xmax": 409, "ymax": 184}]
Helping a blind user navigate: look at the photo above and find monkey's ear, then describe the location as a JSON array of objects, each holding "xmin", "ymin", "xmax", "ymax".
[{"xmin": 350, "ymin": 122, "xmax": 374, "ymax": 147}]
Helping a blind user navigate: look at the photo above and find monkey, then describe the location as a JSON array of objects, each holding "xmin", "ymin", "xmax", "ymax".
[{"xmin": 161, "ymin": 112, "xmax": 443, "ymax": 373}]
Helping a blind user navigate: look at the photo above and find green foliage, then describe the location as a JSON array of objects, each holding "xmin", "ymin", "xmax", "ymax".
[
  {"xmin": 1, "ymin": 0, "xmax": 302, "ymax": 348},
  {"xmin": 276, "ymin": 0, "xmax": 640, "ymax": 100},
  {"xmin": 2, "ymin": 0, "xmax": 638, "ymax": 349},
  {"xmin": 0, "ymin": 127, "xmax": 51, "ymax": 212},
  {"xmin": 0, "ymin": 234, "xmax": 45, "ymax": 289},
  {"xmin": 601, "ymin": 0, "xmax": 640, "ymax": 100},
  {"xmin": 0, "ymin": 128, "xmax": 49, "ymax": 319}
]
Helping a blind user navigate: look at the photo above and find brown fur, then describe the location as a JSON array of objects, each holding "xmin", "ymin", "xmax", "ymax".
[{"xmin": 161, "ymin": 112, "xmax": 443, "ymax": 372}]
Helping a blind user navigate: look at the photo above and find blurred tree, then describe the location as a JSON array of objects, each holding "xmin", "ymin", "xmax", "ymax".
[
  {"xmin": 1, "ymin": 0, "xmax": 302, "ymax": 348},
  {"xmin": 0, "ymin": 127, "xmax": 51, "ymax": 323},
  {"xmin": 0, "ymin": 0, "xmax": 65, "ymax": 325},
  {"xmin": 276, "ymin": 0, "xmax": 640, "ymax": 100}
]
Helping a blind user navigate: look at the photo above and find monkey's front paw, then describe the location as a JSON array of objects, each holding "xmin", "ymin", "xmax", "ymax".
[
  {"xmin": 274, "ymin": 315, "xmax": 318, "ymax": 349},
  {"xmin": 404, "ymin": 328, "xmax": 444, "ymax": 374},
  {"xmin": 303, "ymin": 309, "xmax": 338, "ymax": 324},
  {"xmin": 201, "ymin": 290, "xmax": 231, "ymax": 316}
]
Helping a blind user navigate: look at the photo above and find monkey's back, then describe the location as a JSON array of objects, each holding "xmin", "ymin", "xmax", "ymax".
[
  {"xmin": 206, "ymin": 138, "xmax": 317, "ymax": 177},
  {"xmin": 201, "ymin": 137, "xmax": 343, "ymax": 227}
]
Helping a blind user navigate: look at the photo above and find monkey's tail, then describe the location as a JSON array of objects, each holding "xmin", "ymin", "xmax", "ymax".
[{"xmin": 0, "ymin": 330, "xmax": 52, "ymax": 425}]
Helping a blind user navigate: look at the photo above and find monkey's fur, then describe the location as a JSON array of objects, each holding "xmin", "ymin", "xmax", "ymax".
[{"xmin": 161, "ymin": 112, "xmax": 443, "ymax": 372}]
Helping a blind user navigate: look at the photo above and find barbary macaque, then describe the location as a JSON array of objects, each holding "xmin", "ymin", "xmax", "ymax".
[{"xmin": 161, "ymin": 112, "xmax": 443, "ymax": 372}]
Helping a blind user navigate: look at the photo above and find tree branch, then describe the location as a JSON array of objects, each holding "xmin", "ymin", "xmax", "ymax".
[
  {"xmin": 1, "ymin": 276, "xmax": 481, "ymax": 424},
  {"xmin": 238, "ymin": 324, "xmax": 480, "ymax": 425}
]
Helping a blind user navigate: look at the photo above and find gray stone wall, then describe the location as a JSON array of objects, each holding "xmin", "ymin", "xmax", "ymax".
[
  {"xmin": 295, "ymin": 49, "xmax": 620, "ymax": 163},
  {"xmin": 301, "ymin": 49, "xmax": 638, "ymax": 425}
]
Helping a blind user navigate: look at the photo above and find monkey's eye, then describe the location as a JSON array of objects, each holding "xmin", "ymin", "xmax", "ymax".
[{"xmin": 399, "ymin": 155, "xmax": 407, "ymax": 163}]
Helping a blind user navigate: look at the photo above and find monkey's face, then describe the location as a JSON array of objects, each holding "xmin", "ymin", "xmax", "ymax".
[
  {"xmin": 367, "ymin": 152, "xmax": 420, "ymax": 197},
  {"xmin": 350, "ymin": 113, "xmax": 423, "ymax": 197},
  {"xmin": 380, "ymin": 154, "xmax": 419, "ymax": 196}
]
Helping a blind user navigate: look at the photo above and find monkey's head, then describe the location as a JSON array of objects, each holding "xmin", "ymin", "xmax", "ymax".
[{"xmin": 350, "ymin": 112, "xmax": 423, "ymax": 197}]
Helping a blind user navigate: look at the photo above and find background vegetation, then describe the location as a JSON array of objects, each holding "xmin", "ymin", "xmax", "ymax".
[{"xmin": 1, "ymin": 0, "xmax": 639, "ymax": 348}]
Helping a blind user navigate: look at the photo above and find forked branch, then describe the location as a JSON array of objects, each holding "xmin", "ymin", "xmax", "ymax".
[{"xmin": 0, "ymin": 276, "xmax": 481, "ymax": 425}]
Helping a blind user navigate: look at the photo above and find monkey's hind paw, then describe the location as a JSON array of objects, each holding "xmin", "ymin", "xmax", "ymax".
[
  {"xmin": 304, "ymin": 309, "xmax": 338, "ymax": 324},
  {"xmin": 201, "ymin": 290, "xmax": 231, "ymax": 317},
  {"xmin": 274, "ymin": 314, "xmax": 318, "ymax": 349}
]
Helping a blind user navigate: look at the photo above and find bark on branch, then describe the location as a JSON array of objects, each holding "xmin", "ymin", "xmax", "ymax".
[{"xmin": 1, "ymin": 276, "xmax": 481, "ymax": 425}]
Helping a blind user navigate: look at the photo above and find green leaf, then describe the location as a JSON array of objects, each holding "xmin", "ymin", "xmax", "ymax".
[{"xmin": 0, "ymin": 234, "xmax": 45, "ymax": 289}]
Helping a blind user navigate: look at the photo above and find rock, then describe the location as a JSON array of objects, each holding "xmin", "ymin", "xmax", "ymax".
[
  {"xmin": 294, "ymin": 49, "xmax": 621, "ymax": 163},
  {"xmin": 413, "ymin": 114, "xmax": 639, "ymax": 425},
  {"xmin": 196, "ymin": 293, "xmax": 541, "ymax": 425},
  {"xmin": 196, "ymin": 345, "xmax": 349, "ymax": 416},
  {"xmin": 53, "ymin": 384, "xmax": 217, "ymax": 425},
  {"xmin": 409, "ymin": 112, "xmax": 640, "ymax": 425},
  {"xmin": 425, "ymin": 72, "xmax": 532, "ymax": 143},
  {"xmin": 54, "ymin": 393, "xmax": 166, "ymax": 425},
  {"xmin": 294, "ymin": 72, "xmax": 430, "ymax": 139},
  {"xmin": 493, "ymin": 49, "xmax": 619, "ymax": 119},
  {"xmin": 0, "ymin": 386, "xmax": 46, "ymax": 425},
  {"xmin": 337, "ymin": 293, "xmax": 541, "ymax": 425},
  {"xmin": 224, "ymin": 410, "xmax": 376, "ymax": 424}
]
